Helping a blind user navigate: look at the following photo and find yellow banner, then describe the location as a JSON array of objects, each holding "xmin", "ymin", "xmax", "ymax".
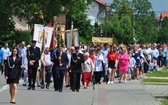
[{"xmin": 92, "ymin": 37, "xmax": 113, "ymax": 44}]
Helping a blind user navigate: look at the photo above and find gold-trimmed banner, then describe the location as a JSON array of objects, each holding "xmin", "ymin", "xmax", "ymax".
[{"xmin": 92, "ymin": 37, "xmax": 113, "ymax": 44}]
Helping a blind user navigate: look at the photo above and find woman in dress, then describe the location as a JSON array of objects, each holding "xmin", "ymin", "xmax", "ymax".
[
  {"xmin": 107, "ymin": 46, "xmax": 118, "ymax": 84},
  {"xmin": 82, "ymin": 52, "xmax": 94, "ymax": 89},
  {"xmin": 5, "ymin": 48, "xmax": 21, "ymax": 104},
  {"xmin": 118, "ymin": 44, "xmax": 129, "ymax": 83}
]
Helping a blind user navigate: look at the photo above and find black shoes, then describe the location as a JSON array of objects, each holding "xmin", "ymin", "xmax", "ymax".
[
  {"xmin": 23, "ymin": 84, "xmax": 27, "ymax": 86},
  {"xmin": 32, "ymin": 87, "xmax": 35, "ymax": 90},
  {"xmin": 55, "ymin": 88, "xmax": 58, "ymax": 91},
  {"xmin": 46, "ymin": 84, "xmax": 50, "ymax": 89},
  {"xmin": 27, "ymin": 87, "xmax": 31, "ymax": 90},
  {"xmin": 10, "ymin": 101, "xmax": 16, "ymax": 104},
  {"xmin": 65, "ymin": 85, "xmax": 70, "ymax": 87},
  {"xmin": 59, "ymin": 89, "xmax": 62, "ymax": 92}
]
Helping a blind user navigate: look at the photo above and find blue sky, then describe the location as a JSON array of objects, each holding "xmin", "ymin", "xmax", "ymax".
[{"xmin": 103, "ymin": 0, "xmax": 168, "ymax": 16}]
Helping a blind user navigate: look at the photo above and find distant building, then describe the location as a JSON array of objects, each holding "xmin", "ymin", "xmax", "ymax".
[
  {"xmin": 86, "ymin": 0, "xmax": 107, "ymax": 25},
  {"xmin": 157, "ymin": 11, "xmax": 168, "ymax": 25},
  {"xmin": 13, "ymin": 16, "xmax": 29, "ymax": 30}
]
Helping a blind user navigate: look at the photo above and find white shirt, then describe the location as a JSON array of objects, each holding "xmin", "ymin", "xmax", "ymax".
[
  {"xmin": 67, "ymin": 52, "xmax": 72, "ymax": 67},
  {"xmin": 43, "ymin": 52, "xmax": 53, "ymax": 66},
  {"xmin": 94, "ymin": 55, "xmax": 104, "ymax": 72},
  {"xmin": 144, "ymin": 48, "xmax": 152, "ymax": 60},
  {"xmin": 129, "ymin": 57, "xmax": 136, "ymax": 68},
  {"xmin": 152, "ymin": 48, "xmax": 159, "ymax": 58}
]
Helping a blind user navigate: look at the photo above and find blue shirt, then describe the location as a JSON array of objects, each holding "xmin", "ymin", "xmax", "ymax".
[
  {"xmin": 0, "ymin": 50, "xmax": 4, "ymax": 63},
  {"xmin": 1, "ymin": 47, "xmax": 10, "ymax": 60},
  {"xmin": 101, "ymin": 48, "xmax": 108, "ymax": 63},
  {"xmin": 18, "ymin": 46, "xmax": 27, "ymax": 58},
  {"xmin": 163, "ymin": 48, "xmax": 167, "ymax": 57}
]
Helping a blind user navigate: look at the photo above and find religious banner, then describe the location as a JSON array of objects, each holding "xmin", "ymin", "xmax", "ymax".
[
  {"xmin": 92, "ymin": 36, "xmax": 113, "ymax": 44},
  {"xmin": 33, "ymin": 24, "xmax": 44, "ymax": 49},
  {"xmin": 73, "ymin": 29, "xmax": 79, "ymax": 46},
  {"xmin": 66, "ymin": 29, "xmax": 78, "ymax": 47},
  {"xmin": 66, "ymin": 31, "xmax": 72, "ymax": 48},
  {"xmin": 33, "ymin": 24, "xmax": 53, "ymax": 50},
  {"xmin": 44, "ymin": 27, "xmax": 53, "ymax": 48}
]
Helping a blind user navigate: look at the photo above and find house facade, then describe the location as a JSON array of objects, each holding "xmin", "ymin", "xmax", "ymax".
[{"xmin": 86, "ymin": 0, "xmax": 107, "ymax": 25}]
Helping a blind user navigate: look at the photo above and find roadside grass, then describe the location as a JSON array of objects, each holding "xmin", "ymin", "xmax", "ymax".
[
  {"xmin": 160, "ymin": 99, "xmax": 168, "ymax": 105},
  {"xmin": 146, "ymin": 67, "xmax": 168, "ymax": 77},
  {"xmin": 142, "ymin": 78, "xmax": 168, "ymax": 82},
  {"xmin": 142, "ymin": 67, "xmax": 168, "ymax": 83}
]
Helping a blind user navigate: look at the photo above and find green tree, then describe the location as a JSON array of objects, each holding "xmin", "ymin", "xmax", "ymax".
[
  {"xmin": 131, "ymin": 0, "xmax": 158, "ymax": 43},
  {"xmin": 11, "ymin": 0, "xmax": 93, "ymax": 26},
  {"xmin": 157, "ymin": 17, "xmax": 168, "ymax": 43},
  {"xmin": 101, "ymin": 0, "xmax": 158, "ymax": 44},
  {"xmin": 0, "ymin": 0, "xmax": 16, "ymax": 46}
]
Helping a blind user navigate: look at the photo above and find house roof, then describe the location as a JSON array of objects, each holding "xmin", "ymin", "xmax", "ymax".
[
  {"xmin": 160, "ymin": 11, "xmax": 168, "ymax": 19},
  {"xmin": 95, "ymin": 0, "xmax": 106, "ymax": 6}
]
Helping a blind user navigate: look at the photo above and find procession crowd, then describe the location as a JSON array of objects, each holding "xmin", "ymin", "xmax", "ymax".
[{"xmin": 0, "ymin": 40, "xmax": 167, "ymax": 104}]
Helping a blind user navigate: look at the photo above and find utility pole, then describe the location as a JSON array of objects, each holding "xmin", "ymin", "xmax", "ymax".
[
  {"xmin": 131, "ymin": 10, "xmax": 134, "ymax": 44},
  {"xmin": 104, "ymin": 3, "xmax": 107, "ymax": 37}
]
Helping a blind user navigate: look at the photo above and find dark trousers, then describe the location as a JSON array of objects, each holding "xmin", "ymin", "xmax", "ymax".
[
  {"xmin": 94, "ymin": 71, "xmax": 102, "ymax": 83},
  {"xmin": 0, "ymin": 63, "xmax": 2, "ymax": 74},
  {"xmin": 53, "ymin": 70, "xmax": 65, "ymax": 90},
  {"xmin": 41, "ymin": 65, "xmax": 52, "ymax": 87},
  {"xmin": 163, "ymin": 57, "xmax": 167, "ymax": 66},
  {"xmin": 46, "ymin": 65, "xmax": 52, "ymax": 86},
  {"xmin": 158, "ymin": 56, "xmax": 163, "ymax": 67},
  {"xmin": 1, "ymin": 60, "xmax": 7, "ymax": 75},
  {"xmin": 72, "ymin": 72, "xmax": 81, "ymax": 91},
  {"xmin": 69, "ymin": 72, "xmax": 73, "ymax": 89},
  {"xmin": 28, "ymin": 67, "xmax": 37, "ymax": 87}
]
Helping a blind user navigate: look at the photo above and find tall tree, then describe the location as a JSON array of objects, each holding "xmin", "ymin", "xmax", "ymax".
[
  {"xmin": 101, "ymin": 0, "xmax": 158, "ymax": 44},
  {"xmin": 11, "ymin": 0, "xmax": 93, "ymax": 26},
  {"xmin": 0, "ymin": 0, "xmax": 16, "ymax": 46},
  {"xmin": 157, "ymin": 17, "xmax": 168, "ymax": 43},
  {"xmin": 131, "ymin": 0, "xmax": 158, "ymax": 43}
]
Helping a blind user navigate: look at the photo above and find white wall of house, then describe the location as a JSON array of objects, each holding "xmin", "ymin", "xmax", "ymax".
[
  {"xmin": 87, "ymin": 2, "xmax": 99, "ymax": 25},
  {"xmin": 13, "ymin": 16, "xmax": 28, "ymax": 30},
  {"xmin": 86, "ymin": 1, "xmax": 105, "ymax": 25}
]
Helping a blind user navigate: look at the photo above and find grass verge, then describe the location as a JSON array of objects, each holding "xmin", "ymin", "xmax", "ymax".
[
  {"xmin": 160, "ymin": 99, "xmax": 168, "ymax": 105},
  {"xmin": 146, "ymin": 67, "xmax": 168, "ymax": 77}
]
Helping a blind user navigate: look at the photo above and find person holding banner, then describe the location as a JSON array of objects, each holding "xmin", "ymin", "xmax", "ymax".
[
  {"xmin": 27, "ymin": 40, "xmax": 41, "ymax": 90},
  {"xmin": 69, "ymin": 46, "xmax": 85, "ymax": 92},
  {"xmin": 53, "ymin": 45, "xmax": 69, "ymax": 92}
]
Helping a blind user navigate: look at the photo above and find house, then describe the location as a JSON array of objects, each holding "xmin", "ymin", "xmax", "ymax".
[
  {"xmin": 13, "ymin": 16, "xmax": 29, "ymax": 30},
  {"xmin": 157, "ymin": 11, "xmax": 168, "ymax": 25},
  {"xmin": 86, "ymin": 0, "xmax": 108, "ymax": 25}
]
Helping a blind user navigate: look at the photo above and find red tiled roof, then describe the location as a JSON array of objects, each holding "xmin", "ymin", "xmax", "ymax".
[
  {"xmin": 95, "ymin": 0, "xmax": 106, "ymax": 6},
  {"xmin": 160, "ymin": 11, "xmax": 168, "ymax": 19}
]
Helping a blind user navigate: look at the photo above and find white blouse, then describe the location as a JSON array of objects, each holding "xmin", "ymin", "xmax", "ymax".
[
  {"xmin": 94, "ymin": 55, "xmax": 104, "ymax": 72},
  {"xmin": 82, "ymin": 58, "xmax": 94, "ymax": 73}
]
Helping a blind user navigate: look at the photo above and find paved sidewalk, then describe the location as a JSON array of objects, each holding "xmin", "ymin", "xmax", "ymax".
[
  {"xmin": 0, "ymin": 76, "xmax": 161, "ymax": 105},
  {"xmin": 93, "ymin": 79, "xmax": 160, "ymax": 105}
]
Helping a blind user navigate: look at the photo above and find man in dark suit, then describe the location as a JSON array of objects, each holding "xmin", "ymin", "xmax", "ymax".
[
  {"xmin": 69, "ymin": 46, "xmax": 84, "ymax": 92},
  {"xmin": 27, "ymin": 40, "xmax": 40, "ymax": 90},
  {"xmin": 53, "ymin": 45, "xmax": 69, "ymax": 92}
]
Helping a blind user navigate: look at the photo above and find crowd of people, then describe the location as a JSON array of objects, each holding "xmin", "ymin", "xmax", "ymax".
[{"xmin": 0, "ymin": 40, "xmax": 168, "ymax": 104}]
